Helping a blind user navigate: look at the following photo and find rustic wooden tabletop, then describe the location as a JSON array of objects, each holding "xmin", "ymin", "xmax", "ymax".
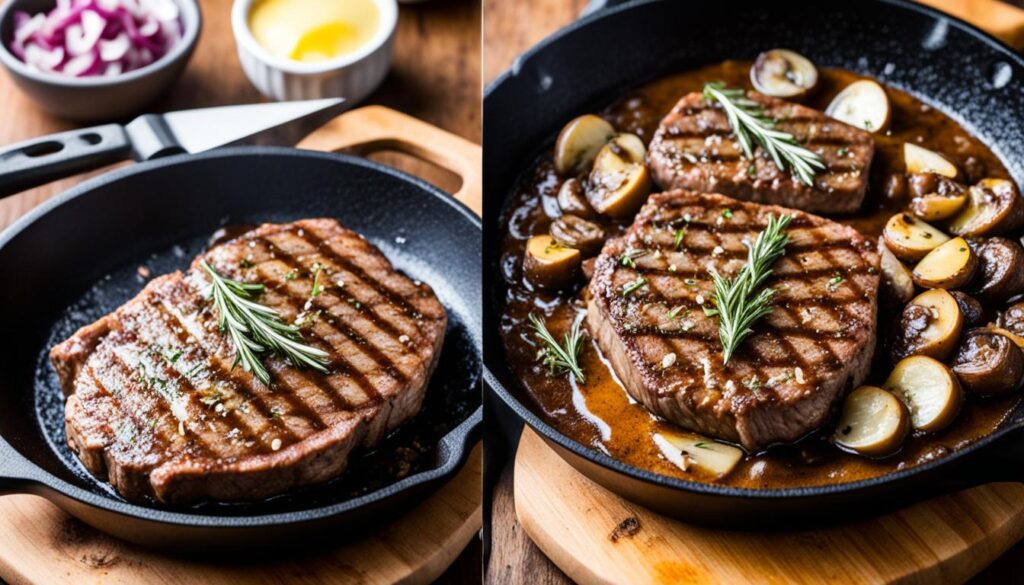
[
  {"xmin": 482, "ymin": 1, "xmax": 1024, "ymax": 583},
  {"xmin": 0, "ymin": 0, "xmax": 481, "ymax": 583}
]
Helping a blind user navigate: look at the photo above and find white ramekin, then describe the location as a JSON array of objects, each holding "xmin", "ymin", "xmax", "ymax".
[{"xmin": 231, "ymin": 0, "xmax": 397, "ymax": 103}]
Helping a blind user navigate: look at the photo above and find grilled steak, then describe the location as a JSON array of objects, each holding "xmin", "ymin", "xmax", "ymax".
[
  {"xmin": 588, "ymin": 191, "xmax": 880, "ymax": 451},
  {"xmin": 50, "ymin": 219, "xmax": 447, "ymax": 504},
  {"xmin": 647, "ymin": 92, "xmax": 875, "ymax": 215}
]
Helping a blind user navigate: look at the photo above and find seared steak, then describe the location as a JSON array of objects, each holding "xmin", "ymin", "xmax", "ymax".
[
  {"xmin": 588, "ymin": 191, "xmax": 880, "ymax": 451},
  {"xmin": 647, "ymin": 92, "xmax": 875, "ymax": 215},
  {"xmin": 50, "ymin": 219, "xmax": 447, "ymax": 504}
]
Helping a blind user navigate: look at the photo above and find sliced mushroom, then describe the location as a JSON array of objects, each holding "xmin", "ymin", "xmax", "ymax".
[
  {"xmin": 833, "ymin": 386, "xmax": 910, "ymax": 458},
  {"xmin": 750, "ymin": 49, "xmax": 818, "ymax": 98},
  {"xmin": 825, "ymin": 79, "xmax": 890, "ymax": 133},
  {"xmin": 587, "ymin": 133, "xmax": 652, "ymax": 219},
  {"xmin": 884, "ymin": 356, "xmax": 962, "ymax": 433},
  {"xmin": 903, "ymin": 144, "xmax": 958, "ymax": 178},
  {"xmin": 970, "ymin": 237, "xmax": 1024, "ymax": 302},
  {"xmin": 912, "ymin": 236, "xmax": 977, "ymax": 290},
  {"xmin": 653, "ymin": 430, "xmax": 743, "ymax": 478},
  {"xmin": 908, "ymin": 173, "xmax": 968, "ymax": 221},
  {"xmin": 948, "ymin": 179, "xmax": 1024, "ymax": 237},
  {"xmin": 523, "ymin": 235, "xmax": 581, "ymax": 290},
  {"xmin": 951, "ymin": 328, "xmax": 1024, "ymax": 396},
  {"xmin": 950, "ymin": 291, "xmax": 985, "ymax": 326},
  {"xmin": 892, "ymin": 289, "xmax": 964, "ymax": 361},
  {"xmin": 879, "ymin": 236, "xmax": 915, "ymax": 304},
  {"xmin": 556, "ymin": 178, "xmax": 596, "ymax": 219},
  {"xmin": 550, "ymin": 215, "xmax": 606, "ymax": 257},
  {"xmin": 882, "ymin": 213, "xmax": 950, "ymax": 262},
  {"xmin": 554, "ymin": 114, "xmax": 616, "ymax": 175}
]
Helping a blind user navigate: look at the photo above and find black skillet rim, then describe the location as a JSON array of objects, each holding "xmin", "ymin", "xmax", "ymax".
[
  {"xmin": 0, "ymin": 146, "xmax": 483, "ymax": 527},
  {"xmin": 482, "ymin": 0, "xmax": 1024, "ymax": 500}
]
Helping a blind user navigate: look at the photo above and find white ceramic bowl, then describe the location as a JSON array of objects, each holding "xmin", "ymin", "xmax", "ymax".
[{"xmin": 231, "ymin": 0, "xmax": 397, "ymax": 103}]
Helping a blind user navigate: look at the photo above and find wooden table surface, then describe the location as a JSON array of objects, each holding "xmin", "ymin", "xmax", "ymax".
[
  {"xmin": 0, "ymin": 0, "xmax": 481, "ymax": 583},
  {"xmin": 483, "ymin": 1, "xmax": 1024, "ymax": 583}
]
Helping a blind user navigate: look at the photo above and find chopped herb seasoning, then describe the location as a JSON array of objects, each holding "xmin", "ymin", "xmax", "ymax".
[
  {"xmin": 674, "ymin": 228, "xmax": 686, "ymax": 250},
  {"xmin": 722, "ymin": 209, "xmax": 733, "ymax": 219},
  {"xmin": 837, "ymin": 147, "xmax": 849, "ymax": 156},
  {"xmin": 285, "ymin": 269, "xmax": 299, "ymax": 281},
  {"xmin": 622, "ymin": 276, "xmax": 647, "ymax": 297},
  {"xmin": 747, "ymin": 163, "xmax": 756, "ymax": 177},
  {"xmin": 693, "ymin": 442, "xmax": 712, "ymax": 449},
  {"xmin": 620, "ymin": 249, "xmax": 647, "ymax": 268},
  {"xmin": 827, "ymin": 273, "xmax": 844, "ymax": 293},
  {"xmin": 667, "ymin": 306, "xmax": 684, "ymax": 320},
  {"xmin": 239, "ymin": 258, "xmax": 254, "ymax": 269}
]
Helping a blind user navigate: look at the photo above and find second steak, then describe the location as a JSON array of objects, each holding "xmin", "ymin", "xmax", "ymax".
[{"xmin": 647, "ymin": 91, "xmax": 875, "ymax": 215}]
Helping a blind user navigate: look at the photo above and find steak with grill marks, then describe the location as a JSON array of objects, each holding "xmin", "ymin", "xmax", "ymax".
[
  {"xmin": 50, "ymin": 219, "xmax": 447, "ymax": 504},
  {"xmin": 587, "ymin": 191, "xmax": 880, "ymax": 451},
  {"xmin": 646, "ymin": 92, "xmax": 875, "ymax": 215}
]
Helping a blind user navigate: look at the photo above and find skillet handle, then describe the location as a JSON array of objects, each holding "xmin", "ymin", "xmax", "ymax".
[
  {"xmin": 296, "ymin": 106, "xmax": 482, "ymax": 217},
  {"xmin": 0, "ymin": 439, "xmax": 39, "ymax": 495},
  {"xmin": 0, "ymin": 125, "xmax": 133, "ymax": 199}
]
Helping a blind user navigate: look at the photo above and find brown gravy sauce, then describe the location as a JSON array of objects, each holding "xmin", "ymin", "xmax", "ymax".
[{"xmin": 499, "ymin": 60, "xmax": 1022, "ymax": 489}]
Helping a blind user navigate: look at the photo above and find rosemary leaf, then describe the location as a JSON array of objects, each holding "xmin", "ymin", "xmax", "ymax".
[
  {"xmin": 702, "ymin": 82, "xmax": 825, "ymax": 186},
  {"xmin": 203, "ymin": 261, "xmax": 330, "ymax": 385},
  {"xmin": 528, "ymin": 313, "xmax": 586, "ymax": 383},
  {"xmin": 705, "ymin": 214, "xmax": 793, "ymax": 363}
]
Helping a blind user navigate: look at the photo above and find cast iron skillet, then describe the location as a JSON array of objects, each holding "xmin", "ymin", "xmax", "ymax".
[
  {"xmin": 0, "ymin": 146, "xmax": 482, "ymax": 550},
  {"xmin": 484, "ymin": 0, "xmax": 1024, "ymax": 528}
]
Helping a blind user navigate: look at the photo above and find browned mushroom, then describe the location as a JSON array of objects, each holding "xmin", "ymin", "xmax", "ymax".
[
  {"xmin": 948, "ymin": 179, "xmax": 1024, "ymax": 237},
  {"xmin": 950, "ymin": 291, "xmax": 985, "ymax": 326},
  {"xmin": 556, "ymin": 178, "xmax": 597, "ymax": 219},
  {"xmin": 892, "ymin": 289, "xmax": 963, "ymax": 362},
  {"xmin": 550, "ymin": 215, "xmax": 607, "ymax": 257},
  {"xmin": 523, "ymin": 235, "xmax": 582, "ymax": 290},
  {"xmin": 908, "ymin": 173, "xmax": 968, "ymax": 222},
  {"xmin": 970, "ymin": 237, "xmax": 1024, "ymax": 302},
  {"xmin": 951, "ymin": 328, "xmax": 1024, "ymax": 396},
  {"xmin": 1000, "ymin": 300, "xmax": 1024, "ymax": 336}
]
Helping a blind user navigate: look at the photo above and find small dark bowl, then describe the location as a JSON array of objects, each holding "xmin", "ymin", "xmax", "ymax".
[{"xmin": 0, "ymin": 0, "xmax": 201, "ymax": 122}]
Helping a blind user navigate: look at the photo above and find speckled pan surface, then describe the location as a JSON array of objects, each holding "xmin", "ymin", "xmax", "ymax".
[
  {"xmin": 0, "ymin": 147, "xmax": 481, "ymax": 549},
  {"xmin": 484, "ymin": 0, "xmax": 1024, "ymax": 526}
]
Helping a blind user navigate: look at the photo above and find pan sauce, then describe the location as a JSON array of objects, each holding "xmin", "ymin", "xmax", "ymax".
[{"xmin": 500, "ymin": 60, "xmax": 1022, "ymax": 489}]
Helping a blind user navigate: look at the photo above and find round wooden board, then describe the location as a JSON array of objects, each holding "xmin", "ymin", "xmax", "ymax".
[
  {"xmin": 514, "ymin": 429, "xmax": 1024, "ymax": 585},
  {"xmin": 0, "ymin": 444, "xmax": 480, "ymax": 585}
]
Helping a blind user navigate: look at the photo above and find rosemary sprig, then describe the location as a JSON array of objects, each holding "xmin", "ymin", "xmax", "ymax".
[
  {"xmin": 704, "ymin": 214, "xmax": 793, "ymax": 364},
  {"xmin": 528, "ymin": 312, "xmax": 586, "ymax": 383},
  {"xmin": 702, "ymin": 82, "xmax": 825, "ymax": 186},
  {"xmin": 202, "ymin": 261, "xmax": 330, "ymax": 385}
]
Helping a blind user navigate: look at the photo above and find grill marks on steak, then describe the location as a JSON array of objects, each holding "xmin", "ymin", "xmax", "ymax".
[
  {"xmin": 50, "ymin": 219, "xmax": 446, "ymax": 504},
  {"xmin": 587, "ymin": 191, "xmax": 880, "ymax": 451},
  {"xmin": 647, "ymin": 92, "xmax": 875, "ymax": 215}
]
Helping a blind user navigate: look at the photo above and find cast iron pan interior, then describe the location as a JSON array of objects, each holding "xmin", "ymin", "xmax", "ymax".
[
  {"xmin": 483, "ymin": 0, "xmax": 1024, "ymax": 524},
  {"xmin": 0, "ymin": 147, "xmax": 481, "ymax": 541}
]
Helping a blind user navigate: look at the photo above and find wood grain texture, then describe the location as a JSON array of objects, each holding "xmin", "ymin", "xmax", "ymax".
[
  {"xmin": 484, "ymin": 1, "xmax": 1024, "ymax": 584},
  {"xmin": 516, "ymin": 429, "xmax": 1024, "ymax": 585},
  {"xmin": 0, "ymin": 446, "xmax": 481, "ymax": 585}
]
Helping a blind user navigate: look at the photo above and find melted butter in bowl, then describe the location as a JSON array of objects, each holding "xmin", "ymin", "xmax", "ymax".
[{"xmin": 248, "ymin": 0, "xmax": 380, "ymax": 63}]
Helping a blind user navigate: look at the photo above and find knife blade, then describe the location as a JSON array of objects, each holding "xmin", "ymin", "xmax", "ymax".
[{"xmin": 0, "ymin": 98, "xmax": 346, "ymax": 199}]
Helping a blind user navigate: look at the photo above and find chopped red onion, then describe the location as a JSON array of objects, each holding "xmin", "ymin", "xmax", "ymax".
[{"xmin": 8, "ymin": 0, "xmax": 183, "ymax": 78}]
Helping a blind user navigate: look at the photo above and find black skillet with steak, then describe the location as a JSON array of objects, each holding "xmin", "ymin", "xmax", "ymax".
[
  {"xmin": 50, "ymin": 219, "xmax": 447, "ymax": 504},
  {"xmin": 500, "ymin": 53, "xmax": 1024, "ymax": 490}
]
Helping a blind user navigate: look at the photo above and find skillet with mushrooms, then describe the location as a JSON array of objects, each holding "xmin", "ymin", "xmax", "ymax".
[{"xmin": 500, "ymin": 54, "xmax": 1024, "ymax": 488}]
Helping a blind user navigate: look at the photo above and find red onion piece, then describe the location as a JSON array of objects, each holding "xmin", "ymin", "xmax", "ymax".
[{"xmin": 8, "ymin": 0, "xmax": 184, "ymax": 77}]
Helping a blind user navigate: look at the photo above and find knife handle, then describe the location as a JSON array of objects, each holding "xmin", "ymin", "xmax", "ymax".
[{"xmin": 0, "ymin": 124, "xmax": 133, "ymax": 199}]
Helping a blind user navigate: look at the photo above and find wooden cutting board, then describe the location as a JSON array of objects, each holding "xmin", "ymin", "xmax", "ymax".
[
  {"xmin": 0, "ymin": 105, "xmax": 482, "ymax": 585},
  {"xmin": 515, "ymin": 429, "xmax": 1024, "ymax": 585}
]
